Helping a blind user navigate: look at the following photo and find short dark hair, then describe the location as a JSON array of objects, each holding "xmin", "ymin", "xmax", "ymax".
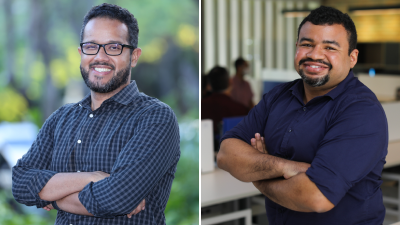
[
  {"xmin": 297, "ymin": 6, "xmax": 357, "ymax": 55},
  {"xmin": 80, "ymin": 3, "xmax": 139, "ymax": 49},
  {"xmin": 234, "ymin": 57, "xmax": 247, "ymax": 70},
  {"xmin": 208, "ymin": 66, "xmax": 229, "ymax": 92}
]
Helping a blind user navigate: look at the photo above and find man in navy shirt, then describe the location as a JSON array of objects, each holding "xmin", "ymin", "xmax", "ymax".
[{"xmin": 218, "ymin": 6, "xmax": 388, "ymax": 224}]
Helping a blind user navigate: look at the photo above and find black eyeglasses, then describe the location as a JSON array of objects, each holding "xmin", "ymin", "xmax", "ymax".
[{"xmin": 80, "ymin": 42, "xmax": 135, "ymax": 56}]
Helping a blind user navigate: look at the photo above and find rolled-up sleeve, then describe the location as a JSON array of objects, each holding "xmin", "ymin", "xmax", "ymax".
[
  {"xmin": 12, "ymin": 109, "xmax": 60, "ymax": 208},
  {"xmin": 78, "ymin": 104, "xmax": 180, "ymax": 217},
  {"xmin": 306, "ymin": 99, "xmax": 388, "ymax": 206}
]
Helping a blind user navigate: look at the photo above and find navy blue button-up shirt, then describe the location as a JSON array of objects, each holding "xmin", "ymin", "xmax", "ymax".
[
  {"xmin": 12, "ymin": 81, "xmax": 180, "ymax": 225},
  {"xmin": 222, "ymin": 71, "xmax": 388, "ymax": 224}
]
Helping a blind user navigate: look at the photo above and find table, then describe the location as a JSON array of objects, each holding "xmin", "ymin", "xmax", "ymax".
[
  {"xmin": 201, "ymin": 168, "xmax": 261, "ymax": 224},
  {"xmin": 202, "ymin": 168, "xmax": 261, "ymax": 207}
]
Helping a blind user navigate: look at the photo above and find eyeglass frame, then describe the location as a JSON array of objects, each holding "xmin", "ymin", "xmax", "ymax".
[{"xmin": 80, "ymin": 42, "xmax": 135, "ymax": 56}]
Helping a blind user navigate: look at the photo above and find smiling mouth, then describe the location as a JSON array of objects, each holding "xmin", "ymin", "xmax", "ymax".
[
  {"xmin": 94, "ymin": 67, "xmax": 112, "ymax": 72},
  {"xmin": 308, "ymin": 65, "xmax": 324, "ymax": 69},
  {"xmin": 299, "ymin": 59, "xmax": 332, "ymax": 71}
]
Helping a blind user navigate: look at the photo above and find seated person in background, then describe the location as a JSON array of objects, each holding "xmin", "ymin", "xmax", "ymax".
[
  {"xmin": 202, "ymin": 66, "xmax": 249, "ymax": 136},
  {"xmin": 231, "ymin": 57, "xmax": 254, "ymax": 109},
  {"xmin": 201, "ymin": 74, "xmax": 212, "ymax": 99}
]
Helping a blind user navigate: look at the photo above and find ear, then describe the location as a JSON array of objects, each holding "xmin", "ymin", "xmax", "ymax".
[
  {"xmin": 78, "ymin": 46, "xmax": 82, "ymax": 56},
  {"xmin": 131, "ymin": 48, "xmax": 142, "ymax": 68},
  {"xmin": 349, "ymin": 49, "xmax": 359, "ymax": 68}
]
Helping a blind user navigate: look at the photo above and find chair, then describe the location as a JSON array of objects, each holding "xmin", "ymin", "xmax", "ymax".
[{"xmin": 222, "ymin": 116, "xmax": 245, "ymax": 135}]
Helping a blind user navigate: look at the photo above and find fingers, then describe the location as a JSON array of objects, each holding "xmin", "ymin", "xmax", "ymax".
[
  {"xmin": 261, "ymin": 137, "xmax": 267, "ymax": 153},
  {"xmin": 250, "ymin": 133, "xmax": 265, "ymax": 153},
  {"xmin": 251, "ymin": 138, "xmax": 257, "ymax": 149},
  {"xmin": 141, "ymin": 199, "xmax": 146, "ymax": 211},
  {"xmin": 252, "ymin": 133, "xmax": 268, "ymax": 154},
  {"xmin": 127, "ymin": 199, "xmax": 146, "ymax": 218},
  {"xmin": 255, "ymin": 133, "xmax": 266, "ymax": 153},
  {"xmin": 127, "ymin": 211, "xmax": 134, "ymax": 218},
  {"xmin": 255, "ymin": 133, "xmax": 263, "ymax": 151},
  {"xmin": 43, "ymin": 205, "xmax": 52, "ymax": 211}
]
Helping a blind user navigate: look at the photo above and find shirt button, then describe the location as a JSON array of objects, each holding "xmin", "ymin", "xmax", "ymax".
[
  {"xmin": 289, "ymin": 129, "xmax": 292, "ymax": 132},
  {"xmin": 303, "ymin": 107, "xmax": 307, "ymax": 111},
  {"xmin": 77, "ymin": 140, "xmax": 82, "ymax": 144},
  {"xmin": 89, "ymin": 114, "xmax": 93, "ymax": 118}
]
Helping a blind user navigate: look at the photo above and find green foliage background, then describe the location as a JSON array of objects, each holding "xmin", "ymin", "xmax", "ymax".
[{"xmin": 0, "ymin": 0, "xmax": 199, "ymax": 224}]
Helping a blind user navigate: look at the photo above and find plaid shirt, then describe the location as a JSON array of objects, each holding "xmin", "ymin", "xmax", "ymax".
[{"xmin": 12, "ymin": 81, "xmax": 180, "ymax": 225}]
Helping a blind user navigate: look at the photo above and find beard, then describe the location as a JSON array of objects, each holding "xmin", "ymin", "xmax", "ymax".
[
  {"xmin": 80, "ymin": 62, "xmax": 131, "ymax": 93},
  {"xmin": 298, "ymin": 58, "xmax": 332, "ymax": 87},
  {"xmin": 299, "ymin": 69, "xmax": 330, "ymax": 87}
]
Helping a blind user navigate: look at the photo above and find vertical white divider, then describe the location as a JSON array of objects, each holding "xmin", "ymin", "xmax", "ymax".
[
  {"xmin": 286, "ymin": 1, "xmax": 294, "ymax": 70},
  {"xmin": 230, "ymin": 0, "xmax": 239, "ymax": 73},
  {"xmin": 204, "ymin": 0, "xmax": 215, "ymax": 72},
  {"xmin": 276, "ymin": 1, "xmax": 284, "ymax": 69},
  {"xmin": 242, "ymin": 0, "xmax": 250, "ymax": 60},
  {"xmin": 218, "ymin": 0, "xmax": 227, "ymax": 67},
  {"xmin": 265, "ymin": 0, "xmax": 273, "ymax": 69}
]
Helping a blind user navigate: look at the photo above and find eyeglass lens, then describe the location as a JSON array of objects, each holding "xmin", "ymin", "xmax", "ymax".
[{"xmin": 82, "ymin": 43, "xmax": 123, "ymax": 55}]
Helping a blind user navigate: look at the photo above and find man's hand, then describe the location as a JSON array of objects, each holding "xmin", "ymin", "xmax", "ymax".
[
  {"xmin": 43, "ymin": 203, "xmax": 54, "ymax": 211},
  {"xmin": 250, "ymin": 133, "xmax": 310, "ymax": 179},
  {"xmin": 90, "ymin": 171, "xmax": 110, "ymax": 182},
  {"xmin": 250, "ymin": 133, "xmax": 268, "ymax": 154},
  {"xmin": 126, "ymin": 199, "xmax": 145, "ymax": 218},
  {"xmin": 281, "ymin": 161, "xmax": 310, "ymax": 179}
]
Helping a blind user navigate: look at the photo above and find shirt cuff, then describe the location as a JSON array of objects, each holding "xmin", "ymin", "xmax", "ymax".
[
  {"xmin": 52, "ymin": 201, "xmax": 61, "ymax": 211},
  {"xmin": 30, "ymin": 170, "xmax": 57, "ymax": 206}
]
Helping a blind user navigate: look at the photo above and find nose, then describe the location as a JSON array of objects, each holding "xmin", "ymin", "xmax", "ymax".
[
  {"xmin": 306, "ymin": 45, "xmax": 324, "ymax": 60},
  {"xmin": 93, "ymin": 46, "xmax": 110, "ymax": 61}
]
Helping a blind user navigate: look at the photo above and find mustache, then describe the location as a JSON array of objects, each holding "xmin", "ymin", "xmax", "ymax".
[
  {"xmin": 299, "ymin": 58, "xmax": 332, "ymax": 70},
  {"xmin": 89, "ymin": 62, "xmax": 115, "ymax": 70}
]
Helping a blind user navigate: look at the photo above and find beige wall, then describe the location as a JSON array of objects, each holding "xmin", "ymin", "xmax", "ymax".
[
  {"xmin": 358, "ymin": 73, "xmax": 400, "ymax": 101},
  {"xmin": 323, "ymin": 0, "xmax": 400, "ymax": 42}
]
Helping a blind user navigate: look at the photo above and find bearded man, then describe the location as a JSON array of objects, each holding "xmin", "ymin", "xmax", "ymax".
[
  {"xmin": 218, "ymin": 6, "xmax": 388, "ymax": 225},
  {"xmin": 12, "ymin": 3, "xmax": 180, "ymax": 225}
]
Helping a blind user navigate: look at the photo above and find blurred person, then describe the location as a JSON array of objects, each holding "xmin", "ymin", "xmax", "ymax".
[
  {"xmin": 12, "ymin": 3, "xmax": 180, "ymax": 225},
  {"xmin": 218, "ymin": 6, "xmax": 388, "ymax": 225},
  {"xmin": 202, "ymin": 66, "xmax": 249, "ymax": 135},
  {"xmin": 397, "ymin": 87, "xmax": 400, "ymax": 101},
  {"xmin": 231, "ymin": 57, "xmax": 254, "ymax": 109},
  {"xmin": 201, "ymin": 74, "xmax": 212, "ymax": 99}
]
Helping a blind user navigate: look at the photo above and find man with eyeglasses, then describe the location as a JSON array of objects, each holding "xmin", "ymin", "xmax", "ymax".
[{"xmin": 12, "ymin": 3, "xmax": 180, "ymax": 225}]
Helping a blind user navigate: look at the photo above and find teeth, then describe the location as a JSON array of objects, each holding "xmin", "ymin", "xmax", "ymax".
[
  {"xmin": 310, "ymin": 65, "xmax": 321, "ymax": 68},
  {"xmin": 94, "ymin": 68, "xmax": 111, "ymax": 72}
]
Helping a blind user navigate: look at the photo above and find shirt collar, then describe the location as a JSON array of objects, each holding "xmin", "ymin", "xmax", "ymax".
[
  {"xmin": 290, "ymin": 70, "xmax": 355, "ymax": 102},
  {"xmin": 78, "ymin": 81, "xmax": 139, "ymax": 108},
  {"xmin": 324, "ymin": 70, "xmax": 355, "ymax": 100}
]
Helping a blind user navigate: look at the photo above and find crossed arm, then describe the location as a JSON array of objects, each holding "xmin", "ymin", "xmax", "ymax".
[
  {"xmin": 217, "ymin": 134, "xmax": 334, "ymax": 213},
  {"xmin": 39, "ymin": 171, "xmax": 145, "ymax": 218}
]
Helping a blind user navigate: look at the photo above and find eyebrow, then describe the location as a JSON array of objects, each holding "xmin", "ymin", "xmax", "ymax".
[
  {"xmin": 322, "ymin": 40, "xmax": 340, "ymax": 47},
  {"xmin": 299, "ymin": 37, "xmax": 314, "ymax": 43},
  {"xmin": 299, "ymin": 37, "xmax": 340, "ymax": 47},
  {"xmin": 84, "ymin": 40, "xmax": 125, "ymax": 44}
]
